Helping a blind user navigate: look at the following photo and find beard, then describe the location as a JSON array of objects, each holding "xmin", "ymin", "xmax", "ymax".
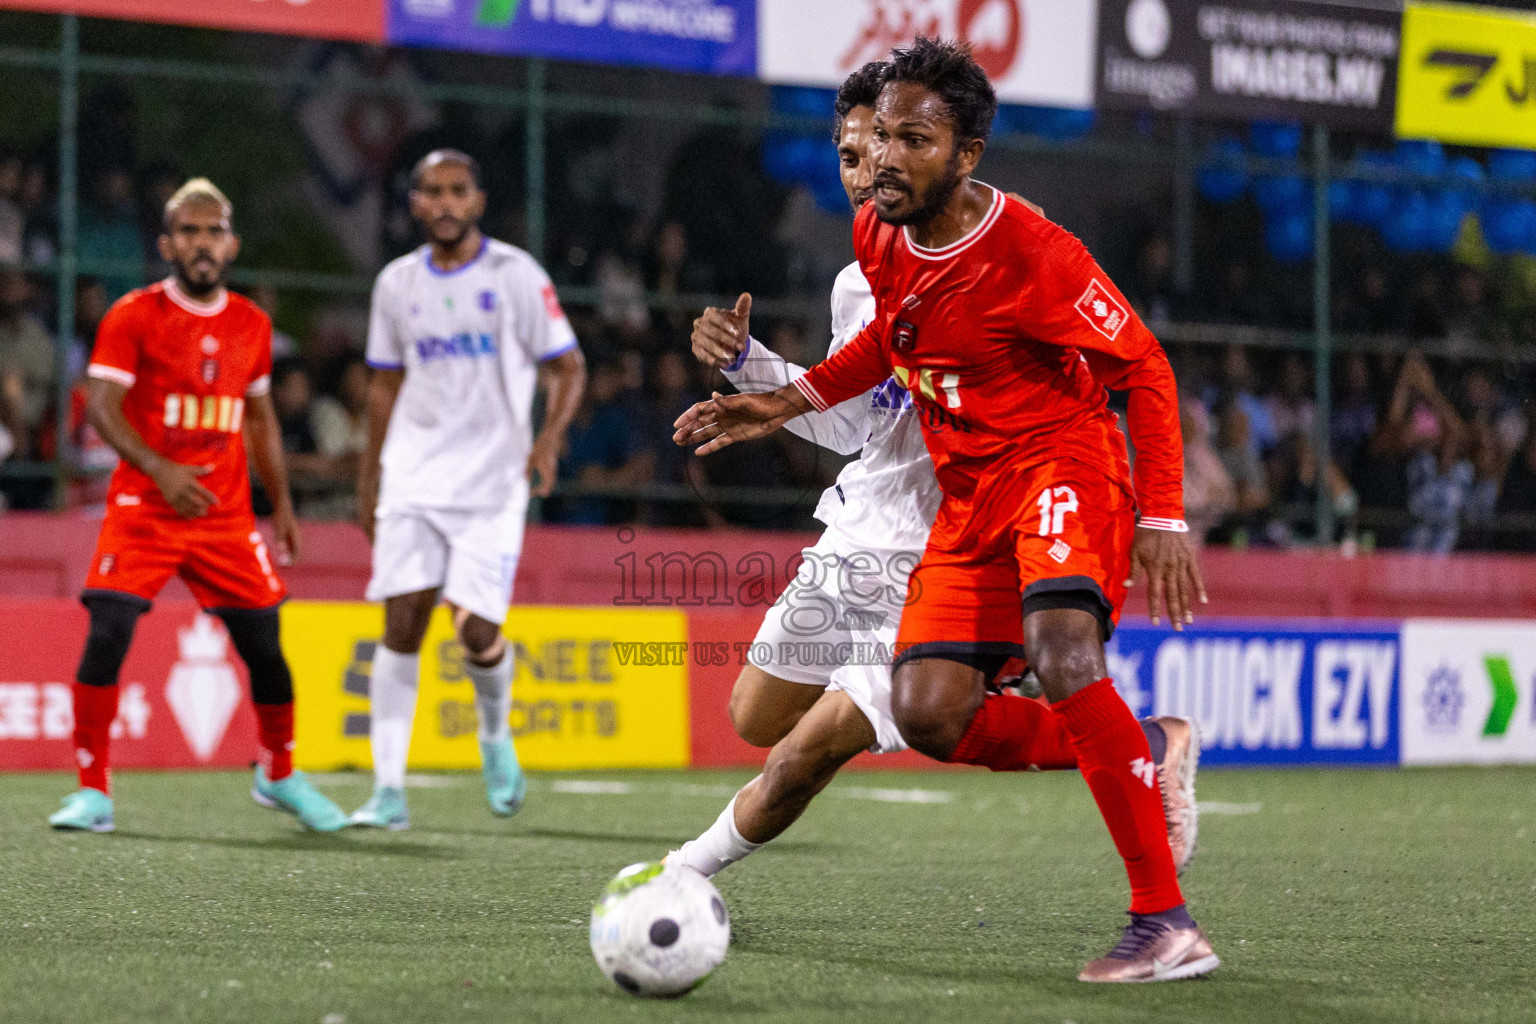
[
  {"xmin": 428, "ymin": 216, "xmax": 472, "ymax": 248},
  {"xmin": 873, "ymin": 150, "xmax": 964, "ymax": 227},
  {"xmin": 171, "ymin": 252, "xmax": 226, "ymax": 297}
]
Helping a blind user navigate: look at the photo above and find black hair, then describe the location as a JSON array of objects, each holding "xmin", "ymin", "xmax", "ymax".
[
  {"xmin": 885, "ymin": 37, "xmax": 998, "ymax": 147},
  {"xmin": 271, "ymin": 356, "xmax": 310, "ymax": 389},
  {"xmin": 832, "ymin": 61, "xmax": 888, "ymax": 143},
  {"xmin": 411, "ymin": 149, "xmax": 482, "ymax": 190}
]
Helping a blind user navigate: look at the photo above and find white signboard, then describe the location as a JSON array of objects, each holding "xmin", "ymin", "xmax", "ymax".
[
  {"xmin": 759, "ymin": 0, "xmax": 1099, "ymax": 109},
  {"xmin": 1400, "ymin": 620, "xmax": 1536, "ymax": 766}
]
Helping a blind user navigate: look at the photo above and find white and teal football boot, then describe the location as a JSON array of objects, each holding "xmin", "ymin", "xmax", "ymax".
[
  {"xmin": 251, "ymin": 766, "xmax": 348, "ymax": 832},
  {"xmin": 348, "ymin": 785, "xmax": 410, "ymax": 830},
  {"xmin": 480, "ymin": 736, "xmax": 526, "ymax": 817},
  {"xmin": 48, "ymin": 788, "xmax": 114, "ymax": 832}
]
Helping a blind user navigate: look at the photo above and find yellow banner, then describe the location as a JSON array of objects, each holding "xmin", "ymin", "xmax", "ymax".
[
  {"xmin": 285, "ymin": 602, "xmax": 690, "ymax": 771},
  {"xmin": 1397, "ymin": 2, "xmax": 1536, "ymax": 148}
]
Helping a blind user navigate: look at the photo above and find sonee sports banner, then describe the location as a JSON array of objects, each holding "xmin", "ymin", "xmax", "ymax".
[{"xmin": 1397, "ymin": 1, "xmax": 1536, "ymax": 150}]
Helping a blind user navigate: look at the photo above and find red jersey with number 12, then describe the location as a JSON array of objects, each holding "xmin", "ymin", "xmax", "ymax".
[
  {"xmin": 794, "ymin": 188, "xmax": 1184, "ymax": 524},
  {"xmin": 87, "ymin": 279, "xmax": 273, "ymax": 519}
]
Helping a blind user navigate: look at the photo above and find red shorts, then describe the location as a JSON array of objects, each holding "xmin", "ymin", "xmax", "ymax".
[
  {"xmin": 83, "ymin": 507, "xmax": 286, "ymax": 611},
  {"xmin": 895, "ymin": 459, "xmax": 1134, "ymax": 665}
]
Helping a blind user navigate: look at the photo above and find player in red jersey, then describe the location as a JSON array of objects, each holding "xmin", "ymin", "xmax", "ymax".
[
  {"xmin": 48, "ymin": 179, "xmax": 347, "ymax": 834},
  {"xmin": 675, "ymin": 40, "xmax": 1215, "ymax": 982}
]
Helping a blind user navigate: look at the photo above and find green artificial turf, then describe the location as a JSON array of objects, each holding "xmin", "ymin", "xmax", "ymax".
[{"xmin": 1, "ymin": 767, "xmax": 1532, "ymax": 1024}]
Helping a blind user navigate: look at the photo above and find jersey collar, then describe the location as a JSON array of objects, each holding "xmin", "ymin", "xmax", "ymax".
[
  {"xmin": 901, "ymin": 183, "xmax": 1003, "ymax": 261},
  {"xmin": 424, "ymin": 236, "xmax": 488, "ymax": 277},
  {"xmin": 163, "ymin": 277, "xmax": 228, "ymax": 317}
]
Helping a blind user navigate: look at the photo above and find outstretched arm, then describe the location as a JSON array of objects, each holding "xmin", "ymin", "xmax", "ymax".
[{"xmin": 693, "ymin": 294, "xmax": 869, "ymax": 456}]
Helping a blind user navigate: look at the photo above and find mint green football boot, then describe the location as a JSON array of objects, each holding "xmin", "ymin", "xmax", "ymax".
[
  {"xmin": 480, "ymin": 736, "xmax": 526, "ymax": 817},
  {"xmin": 252, "ymin": 766, "xmax": 348, "ymax": 832},
  {"xmin": 48, "ymin": 788, "xmax": 114, "ymax": 832},
  {"xmin": 348, "ymin": 785, "xmax": 410, "ymax": 830}
]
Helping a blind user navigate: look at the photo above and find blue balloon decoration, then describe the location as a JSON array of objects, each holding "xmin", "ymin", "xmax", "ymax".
[
  {"xmin": 1394, "ymin": 139, "xmax": 1446, "ymax": 180},
  {"xmin": 1349, "ymin": 151, "xmax": 1394, "ymax": 228},
  {"xmin": 1424, "ymin": 191, "xmax": 1467, "ymax": 252},
  {"xmin": 1250, "ymin": 120, "xmax": 1303, "ymax": 159},
  {"xmin": 1254, "ymin": 174, "xmax": 1306, "ymax": 213},
  {"xmin": 762, "ymin": 132, "xmax": 822, "ymax": 185},
  {"xmin": 1328, "ymin": 180, "xmax": 1359, "ymax": 224},
  {"xmin": 1197, "ymin": 136, "xmax": 1248, "ymax": 203},
  {"xmin": 812, "ymin": 176, "xmax": 850, "ymax": 216},
  {"xmin": 1033, "ymin": 106, "xmax": 1095, "ymax": 141},
  {"xmin": 1481, "ymin": 198, "xmax": 1536, "ymax": 254},
  {"xmin": 771, "ymin": 85, "xmax": 836, "ymax": 118},
  {"xmin": 1383, "ymin": 191, "xmax": 1432, "ymax": 253},
  {"xmin": 1265, "ymin": 209, "xmax": 1313, "ymax": 263},
  {"xmin": 1488, "ymin": 148, "xmax": 1536, "ymax": 182}
]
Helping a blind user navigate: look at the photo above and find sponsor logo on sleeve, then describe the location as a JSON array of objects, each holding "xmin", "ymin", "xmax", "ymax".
[{"xmin": 1074, "ymin": 279, "xmax": 1128, "ymax": 340}]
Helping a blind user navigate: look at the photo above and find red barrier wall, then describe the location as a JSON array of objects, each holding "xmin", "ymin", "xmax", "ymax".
[{"xmin": 7, "ymin": 512, "xmax": 1536, "ymax": 617}]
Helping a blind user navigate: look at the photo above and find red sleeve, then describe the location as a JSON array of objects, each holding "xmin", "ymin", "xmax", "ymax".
[
  {"xmin": 1014, "ymin": 225, "xmax": 1185, "ymax": 523},
  {"xmin": 86, "ymin": 296, "xmax": 143, "ymax": 389},
  {"xmin": 792, "ymin": 316, "xmax": 891, "ymax": 412},
  {"xmin": 246, "ymin": 312, "xmax": 274, "ymax": 397}
]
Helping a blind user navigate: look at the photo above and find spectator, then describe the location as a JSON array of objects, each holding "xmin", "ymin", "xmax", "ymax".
[
  {"xmin": 1180, "ymin": 396, "xmax": 1234, "ymax": 545},
  {"xmin": 266, "ymin": 358, "xmax": 348, "ymax": 514},
  {"xmin": 18, "ymin": 158, "xmax": 55, "ymax": 268},
  {"xmin": 1495, "ymin": 434, "xmax": 1536, "ymax": 552},
  {"xmin": 1129, "ymin": 234, "xmax": 1177, "ymax": 329},
  {"xmin": 250, "ymin": 283, "xmax": 299, "ymax": 358},
  {"xmin": 1382, "ymin": 353, "xmax": 1472, "ymax": 553},
  {"xmin": 1265, "ymin": 352, "xmax": 1314, "ymax": 445},
  {"xmin": 1215, "ymin": 401, "xmax": 1269, "ymax": 524},
  {"xmin": 72, "ymin": 277, "xmax": 110, "ymax": 382},
  {"xmin": 0, "ymin": 266, "xmax": 55, "ymax": 434},
  {"xmin": 0, "ymin": 150, "xmax": 23, "ymax": 266},
  {"xmin": 0, "ymin": 368, "xmax": 26, "ymax": 465},
  {"xmin": 1212, "ymin": 344, "xmax": 1277, "ymax": 454},
  {"xmin": 311, "ymin": 353, "xmax": 368, "ymax": 466},
  {"xmin": 1404, "ymin": 269, "xmax": 1446, "ymax": 340},
  {"xmin": 1331, "ymin": 353, "xmax": 1377, "ymax": 479},
  {"xmin": 549, "ymin": 359, "xmax": 654, "ymax": 524},
  {"xmin": 77, "ymin": 167, "xmax": 144, "ymax": 300}
]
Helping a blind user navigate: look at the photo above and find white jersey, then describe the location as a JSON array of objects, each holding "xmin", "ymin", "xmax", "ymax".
[
  {"xmin": 366, "ymin": 238, "xmax": 578, "ymax": 513},
  {"xmin": 723, "ymin": 261, "xmax": 938, "ymax": 554}
]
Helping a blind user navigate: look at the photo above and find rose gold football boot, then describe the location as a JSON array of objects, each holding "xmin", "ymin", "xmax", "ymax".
[
  {"xmin": 1148, "ymin": 716, "xmax": 1200, "ymax": 874},
  {"xmin": 1077, "ymin": 911, "xmax": 1219, "ymax": 983}
]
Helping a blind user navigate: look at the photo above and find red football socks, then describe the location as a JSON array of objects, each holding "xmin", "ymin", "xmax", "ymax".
[
  {"xmin": 253, "ymin": 702, "xmax": 295, "ymax": 782},
  {"xmin": 1053, "ymin": 678, "xmax": 1183, "ymax": 914},
  {"xmin": 71, "ymin": 681, "xmax": 118, "ymax": 795},
  {"xmin": 946, "ymin": 693, "xmax": 1078, "ymax": 771}
]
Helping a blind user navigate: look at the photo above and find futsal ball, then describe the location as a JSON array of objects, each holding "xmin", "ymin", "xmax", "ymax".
[{"xmin": 589, "ymin": 861, "xmax": 730, "ymax": 997}]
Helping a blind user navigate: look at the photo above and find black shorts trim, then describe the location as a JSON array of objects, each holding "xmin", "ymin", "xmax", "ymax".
[
  {"xmin": 206, "ymin": 600, "xmax": 286, "ymax": 620},
  {"xmin": 80, "ymin": 589, "xmax": 152, "ymax": 613},
  {"xmin": 1021, "ymin": 575, "xmax": 1114, "ymax": 640},
  {"xmin": 892, "ymin": 640, "xmax": 1025, "ymax": 684}
]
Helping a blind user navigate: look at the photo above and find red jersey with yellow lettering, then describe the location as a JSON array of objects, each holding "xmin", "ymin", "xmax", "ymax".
[
  {"xmin": 793, "ymin": 189, "xmax": 1184, "ymax": 527},
  {"xmin": 87, "ymin": 279, "xmax": 273, "ymax": 520}
]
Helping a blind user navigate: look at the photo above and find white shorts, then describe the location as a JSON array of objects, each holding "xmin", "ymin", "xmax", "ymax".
[
  {"xmin": 366, "ymin": 492, "xmax": 528, "ymax": 625},
  {"xmin": 747, "ymin": 531, "xmax": 918, "ymax": 754}
]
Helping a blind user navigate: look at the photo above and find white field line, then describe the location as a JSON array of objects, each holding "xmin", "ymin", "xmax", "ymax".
[
  {"xmin": 549, "ymin": 780, "xmax": 635, "ymax": 795},
  {"xmin": 835, "ymin": 786, "xmax": 955, "ymax": 804},
  {"xmin": 1198, "ymin": 801, "xmax": 1263, "ymax": 815}
]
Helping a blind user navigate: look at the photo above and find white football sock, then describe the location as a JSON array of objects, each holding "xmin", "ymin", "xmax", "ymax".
[
  {"xmin": 672, "ymin": 792, "xmax": 763, "ymax": 877},
  {"xmin": 465, "ymin": 645, "xmax": 513, "ymax": 744},
  {"xmin": 369, "ymin": 646, "xmax": 419, "ymax": 790}
]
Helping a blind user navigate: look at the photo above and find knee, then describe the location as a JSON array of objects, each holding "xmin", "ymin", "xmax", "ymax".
[
  {"xmin": 1027, "ymin": 638, "xmax": 1105, "ymax": 703},
  {"xmin": 729, "ymin": 688, "xmax": 790, "ymax": 748},
  {"xmin": 77, "ymin": 596, "xmax": 144, "ymax": 687},
  {"xmin": 457, "ymin": 617, "xmax": 504, "ymax": 664},
  {"xmin": 890, "ymin": 665, "xmax": 970, "ymax": 760}
]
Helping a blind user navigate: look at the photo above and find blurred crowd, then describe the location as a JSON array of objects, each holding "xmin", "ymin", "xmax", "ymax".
[{"xmin": 2, "ymin": 89, "xmax": 1535, "ymax": 551}]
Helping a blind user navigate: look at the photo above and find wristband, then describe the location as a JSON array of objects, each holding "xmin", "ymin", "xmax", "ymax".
[{"xmin": 1138, "ymin": 516, "xmax": 1189, "ymax": 533}]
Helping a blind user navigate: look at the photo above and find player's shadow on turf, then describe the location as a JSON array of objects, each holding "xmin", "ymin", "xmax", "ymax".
[{"xmin": 111, "ymin": 829, "xmax": 457, "ymax": 858}]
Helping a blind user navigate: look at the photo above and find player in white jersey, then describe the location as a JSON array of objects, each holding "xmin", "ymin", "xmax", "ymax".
[
  {"xmin": 670, "ymin": 65, "xmax": 1200, "ymax": 879},
  {"xmin": 352, "ymin": 150, "xmax": 587, "ymax": 830}
]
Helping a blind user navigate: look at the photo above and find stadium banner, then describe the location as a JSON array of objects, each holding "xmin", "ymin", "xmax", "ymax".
[
  {"xmin": 1106, "ymin": 621, "xmax": 1402, "ymax": 766},
  {"xmin": 0, "ymin": 0, "xmax": 386, "ymax": 42},
  {"xmin": 1095, "ymin": 0, "xmax": 1400, "ymax": 131},
  {"xmin": 1396, "ymin": 2, "xmax": 1536, "ymax": 149},
  {"xmin": 1399, "ymin": 620, "xmax": 1536, "ymax": 765},
  {"xmin": 757, "ymin": 0, "xmax": 1098, "ymax": 109},
  {"xmin": 286, "ymin": 601, "xmax": 691, "ymax": 772},
  {"xmin": 0, "ymin": 599, "xmax": 260, "ymax": 772},
  {"xmin": 386, "ymin": 0, "xmax": 757, "ymax": 76}
]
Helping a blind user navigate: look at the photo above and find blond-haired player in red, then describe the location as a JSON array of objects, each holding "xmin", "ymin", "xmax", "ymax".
[{"xmin": 48, "ymin": 179, "xmax": 347, "ymax": 833}]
